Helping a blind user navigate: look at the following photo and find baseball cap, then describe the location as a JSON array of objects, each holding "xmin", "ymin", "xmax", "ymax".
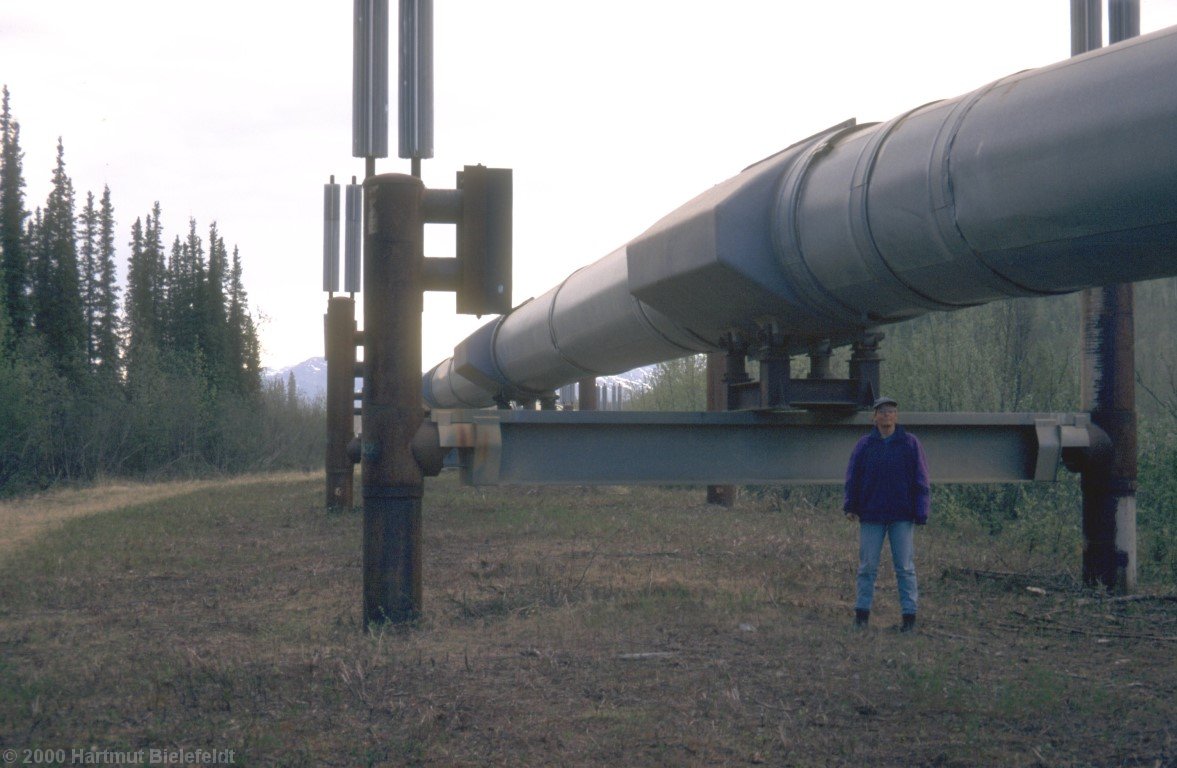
[{"xmin": 872, "ymin": 396, "xmax": 898, "ymax": 410}]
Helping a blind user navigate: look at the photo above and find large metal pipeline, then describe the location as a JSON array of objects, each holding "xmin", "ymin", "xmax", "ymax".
[{"xmin": 424, "ymin": 25, "xmax": 1177, "ymax": 409}]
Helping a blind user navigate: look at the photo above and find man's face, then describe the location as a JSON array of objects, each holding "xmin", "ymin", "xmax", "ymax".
[{"xmin": 873, "ymin": 405, "xmax": 898, "ymax": 430}]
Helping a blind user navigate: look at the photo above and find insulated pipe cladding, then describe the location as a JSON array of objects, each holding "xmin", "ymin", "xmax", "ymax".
[{"xmin": 424, "ymin": 25, "xmax": 1177, "ymax": 410}]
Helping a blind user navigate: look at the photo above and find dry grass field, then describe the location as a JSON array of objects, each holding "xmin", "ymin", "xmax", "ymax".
[{"xmin": 0, "ymin": 472, "xmax": 1173, "ymax": 767}]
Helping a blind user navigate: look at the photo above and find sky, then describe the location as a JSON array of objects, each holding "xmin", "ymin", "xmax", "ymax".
[{"xmin": 4, "ymin": 0, "xmax": 1177, "ymax": 372}]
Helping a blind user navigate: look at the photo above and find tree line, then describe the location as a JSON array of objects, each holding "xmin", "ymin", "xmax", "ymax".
[{"xmin": 0, "ymin": 86, "xmax": 322, "ymax": 493}]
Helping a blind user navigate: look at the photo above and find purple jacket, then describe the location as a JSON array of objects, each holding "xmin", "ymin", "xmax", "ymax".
[{"xmin": 843, "ymin": 426, "xmax": 931, "ymax": 525}]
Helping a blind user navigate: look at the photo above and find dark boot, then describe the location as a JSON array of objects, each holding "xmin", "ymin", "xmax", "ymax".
[
  {"xmin": 854, "ymin": 609, "xmax": 870, "ymax": 628},
  {"xmin": 901, "ymin": 613, "xmax": 917, "ymax": 633}
]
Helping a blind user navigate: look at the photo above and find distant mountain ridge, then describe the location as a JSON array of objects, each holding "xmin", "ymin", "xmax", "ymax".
[
  {"xmin": 265, "ymin": 357, "xmax": 654, "ymax": 406},
  {"xmin": 264, "ymin": 357, "xmax": 328, "ymax": 402}
]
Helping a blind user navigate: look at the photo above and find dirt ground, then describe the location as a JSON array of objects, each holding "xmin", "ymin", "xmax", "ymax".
[{"xmin": 0, "ymin": 473, "xmax": 1173, "ymax": 767}]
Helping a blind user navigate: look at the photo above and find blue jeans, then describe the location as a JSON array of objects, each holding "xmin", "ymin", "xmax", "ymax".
[{"xmin": 856, "ymin": 521, "xmax": 918, "ymax": 615}]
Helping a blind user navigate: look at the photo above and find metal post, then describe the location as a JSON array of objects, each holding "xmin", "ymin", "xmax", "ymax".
[
  {"xmin": 807, "ymin": 340, "xmax": 833, "ymax": 380},
  {"xmin": 325, "ymin": 296, "xmax": 357, "ymax": 510},
  {"xmin": 723, "ymin": 342, "xmax": 751, "ymax": 411},
  {"xmin": 706, "ymin": 351, "xmax": 737, "ymax": 507},
  {"xmin": 362, "ymin": 173, "xmax": 425, "ymax": 626},
  {"xmin": 578, "ymin": 376, "xmax": 598, "ymax": 411},
  {"xmin": 848, "ymin": 331, "xmax": 884, "ymax": 408},
  {"xmin": 1078, "ymin": 0, "xmax": 1138, "ymax": 592}
]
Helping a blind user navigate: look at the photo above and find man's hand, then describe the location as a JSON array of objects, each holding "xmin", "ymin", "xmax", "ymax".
[{"xmin": 845, "ymin": 512, "xmax": 859, "ymax": 522}]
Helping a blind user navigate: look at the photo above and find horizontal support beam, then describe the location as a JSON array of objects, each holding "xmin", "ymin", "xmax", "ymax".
[{"xmin": 432, "ymin": 410, "xmax": 1094, "ymax": 486}]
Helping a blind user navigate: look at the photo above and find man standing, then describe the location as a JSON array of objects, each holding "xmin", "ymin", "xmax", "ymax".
[{"xmin": 843, "ymin": 396, "xmax": 930, "ymax": 632}]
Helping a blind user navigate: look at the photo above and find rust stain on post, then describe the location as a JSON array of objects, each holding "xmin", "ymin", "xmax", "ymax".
[{"xmin": 1080, "ymin": 284, "xmax": 1137, "ymax": 592}]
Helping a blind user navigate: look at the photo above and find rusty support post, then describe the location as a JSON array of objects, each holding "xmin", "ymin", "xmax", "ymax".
[
  {"xmin": 1079, "ymin": 0, "xmax": 1138, "ymax": 592},
  {"xmin": 325, "ymin": 296, "xmax": 358, "ymax": 510},
  {"xmin": 362, "ymin": 173, "xmax": 426, "ymax": 626},
  {"xmin": 1080, "ymin": 267, "xmax": 1138, "ymax": 594},
  {"xmin": 706, "ymin": 350, "xmax": 739, "ymax": 507},
  {"xmin": 578, "ymin": 376, "xmax": 598, "ymax": 411}
]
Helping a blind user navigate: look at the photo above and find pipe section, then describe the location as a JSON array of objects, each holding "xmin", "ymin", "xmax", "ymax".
[{"xmin": 425, "ymin": 26, "xmax": 1177, "ymax": 409}]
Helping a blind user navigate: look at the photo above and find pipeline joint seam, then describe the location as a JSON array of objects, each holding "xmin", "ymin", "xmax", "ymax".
[{"xmin": 773, "ymin": 121, "xmax": 875, "ymax": 329}]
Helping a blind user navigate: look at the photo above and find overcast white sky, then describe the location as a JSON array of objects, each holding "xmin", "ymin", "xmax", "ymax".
[{"xmin": 4, "ymin": 1, "xmax": 1177, "ymax": 370}]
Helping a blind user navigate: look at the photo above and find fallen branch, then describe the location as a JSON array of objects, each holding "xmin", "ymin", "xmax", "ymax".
[
  {"xmin": 998, "ymin": 620, "xmax": 1177, "ymax": 643},
  {"xmin": 1074, "ymin": 594, "xmax": 1177, "ymax": 607}
]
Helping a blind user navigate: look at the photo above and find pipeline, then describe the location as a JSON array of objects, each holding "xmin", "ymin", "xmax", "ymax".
[{"xmin": 424, "ymin": 25, "xmax": 1177, "ymax": 409}]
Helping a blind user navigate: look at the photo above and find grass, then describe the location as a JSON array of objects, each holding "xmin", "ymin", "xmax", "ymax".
[{"xmin": 0, "ymin": 473, "xmax": 1174, "ymax": 767}]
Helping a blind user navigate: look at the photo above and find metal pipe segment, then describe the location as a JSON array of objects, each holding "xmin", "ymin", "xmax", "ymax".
[{"xmin": 424, "ymin": 25, "xmax": 1177, "ymax": 409}]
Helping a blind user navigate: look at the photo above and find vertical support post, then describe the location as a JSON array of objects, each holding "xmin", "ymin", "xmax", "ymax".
[
  {"xmin": 362, "ymin": 173, "xmax": 425, "ymax": 626},
  {"xmin": 325, "ymin": 296, "xmax": 357, "ymax": 510},
  {"xmin": 578, "ymin": 376, "xmax": 598, "ymax": 411},
  {"xmin": 723, "ymin": 342, "xmax": 750, "ymax": 411},
  {"xmin": 1079, "ymin": 0, "xmax": 1138, "ymax": 592},
  {"xmin": 807, "ymin": 340, "xmax": 833, "ymax": 380},
  {"xmin": 1080, "ymin": 285, "xmax": 1137, "ymax": 591},
  {"xmin": 706, "ymin": 351, "xmax": 737, "ymax": 507},
  {"xmin": 848, "ymin": 331, "xmax": 884, "ymax": 408},
  {"xmin": 756, "ymin": 325, "xmax": 790, "ymax": 409}
]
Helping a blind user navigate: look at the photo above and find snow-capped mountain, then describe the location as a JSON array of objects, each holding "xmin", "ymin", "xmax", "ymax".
[{"xmin": 264, "ymin": 357, "xmax": 328, "ymax": 402}]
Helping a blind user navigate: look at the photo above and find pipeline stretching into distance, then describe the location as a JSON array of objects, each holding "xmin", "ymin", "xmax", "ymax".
[{"xmin": 424, "ymin": 25, "xmax": 1177, "ymax": 410}]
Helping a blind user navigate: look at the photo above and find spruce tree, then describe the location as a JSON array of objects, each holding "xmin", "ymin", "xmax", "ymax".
[
  {"xmin": 32, "ymin": 139, "xmax": 85, "ymax": 379},
  {"xmin": 167, "ymin": 234, "xmax": 191, "ymax": 354},
  {"xmin": 124, "ymin": 215, "xmax": 154, "ymax": 386},
  {"xmin": 203, "ymin": 222, "xmax": 229, "ymax": 389},
  {"xmin": 125, "ymin": 217, "xmax": 147, "ymax": 345},
  {"xmin": 185, "ymin": 218, "xmax": 206, "ymax": 359},
  {"xmin": 126, "ymin": 204, "xmax": 167, "ymax": 362},
  {"xmin": 94, "ymin": 186, "xmax": 119, "ymax": 380},
  {"xmin": 1, "ymin": 86, "xmax": 30, "ymax": 337},
  {"xmin": 79, "ymin": 190, "xmax": 99, "ymax": 368},
  {"xmin": 145, "ymin": 203, "xmax": 166, "ymax": 344},
  {"xmin": 227, "ymin": 246, "xmax": 260, "ymax": 394}
]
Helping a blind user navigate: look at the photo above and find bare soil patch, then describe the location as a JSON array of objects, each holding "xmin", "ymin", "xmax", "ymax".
[{"xmin": 0, "ymin": 473, "xmax": 1173, "ymax": 767}]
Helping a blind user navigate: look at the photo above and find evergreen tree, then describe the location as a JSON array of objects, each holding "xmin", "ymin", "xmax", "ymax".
[
  {"xmin": 125, "ymin": 217, "xmax": 148, "ymax": 347},
  {"xmin": 26, "ymin": 207, "xmax": 43, "ymax": 305},
  {"xmin": 185, "ymin": 218, "xmax": 207, "ymax": 358},
  {"xmin": 1, "ymin": 86, "xmax": 30, "ymax": 338},
  {"xmin": 125, "ymin": 203, "xmax": 166, "ymax": 366},
  {"xmin": 124, "ymin": 216, "xmax": 155, "ymax": 387},
  {"xmin": 203, "ymin": 222, "xmax": 229, "ymax": 389},
  {"xmin": 227, "ymin": 246, "xmax": 260, "ymax": 394},
  {"xmin": 167, "ymin": 233, "xmax": 192, "ymax": 354},
  {"xmin": 31, "ymin": 139, "xmax": 85, "ymax": 379},
  {"xmin": 145, "ymin": 202, "xmax": 166, "ymax": 343},
  {"xmin": 79, "ymin": 190, "xmax": 99, "ymax": 368},
  {"xmin": 94, "ymin": 186, "xmax": 119, "ymax": 380}
]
